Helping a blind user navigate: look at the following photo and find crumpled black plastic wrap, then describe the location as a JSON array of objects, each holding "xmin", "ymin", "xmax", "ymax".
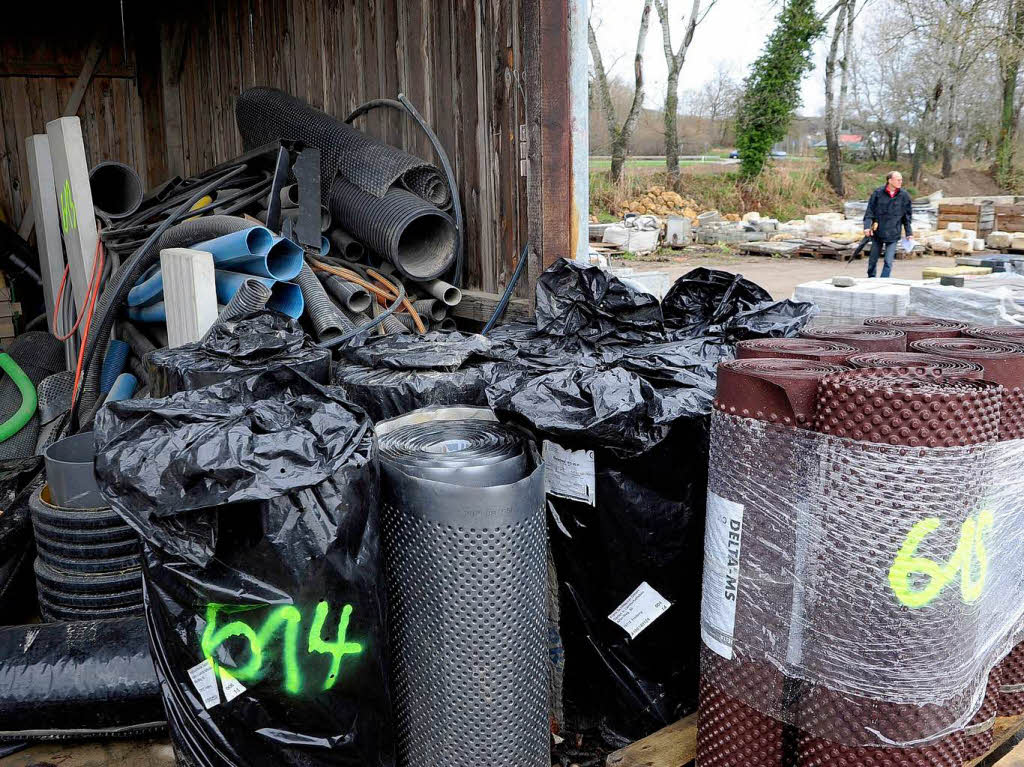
[
  {"xmin": 146, "ymin": 310, "xmax": 332, "ymax": 397},
  {"xmin": 0, "ymin": 617, "xmax": 164, "ymax": 739},
  {"xmin": 486, "ymin": 259, "xmax": 814, "ymax": 746},
  {"xmin": 94, "ymin": 368, "xmax": 392, "ymax": 767},
  {"xmin": 0, "ymin": 457, "xmax": 46, "ymax": 624},
  {"xmin": 333, "ymin": 331, "xmax": 512, "ymax": 421}
]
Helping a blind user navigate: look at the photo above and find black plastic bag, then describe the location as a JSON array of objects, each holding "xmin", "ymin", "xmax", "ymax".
[
  {"xmin": 146, "ymin": 310, "xmax": 332, "ymax": 397},
  {"xmin": 487, "ymin": 259, "xmax": 815, "ymax": 746},
  {"xmin": 333, "ymin": 331, "xmax": 512, "ymax": 421},
  {"xmin": 0, "ymin": 617, "xmax": 164, "ymax": 739},
  {"xmin": 94, "ymin": 368, "xmax": 392, "ymax": 767},
  {"xmin": 0, "ymin": 458, "xmax": 46, "ymax": 623}
]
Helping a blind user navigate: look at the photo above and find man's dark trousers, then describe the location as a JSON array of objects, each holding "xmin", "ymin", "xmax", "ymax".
[{"xmin": 867, "ymin": 238, "xmax": 898, "ymax": 278}]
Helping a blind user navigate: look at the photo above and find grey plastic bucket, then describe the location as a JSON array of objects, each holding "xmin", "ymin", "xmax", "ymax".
[{"xmin": 43, "ymin": 432, "xmax": 106, "ymax": 509}]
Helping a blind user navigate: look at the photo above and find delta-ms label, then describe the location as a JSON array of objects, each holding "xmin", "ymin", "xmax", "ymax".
[{"xmin": 701, "ymin": 491, "xmax": 744, "ymax": 660}]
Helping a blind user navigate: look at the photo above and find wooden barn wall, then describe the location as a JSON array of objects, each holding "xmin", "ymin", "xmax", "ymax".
[
  {"xmin": 0, "ymin": 1, "xmax": 530, "ymax": 297},
  {"xmin": 161, "ymin": 0, "xmax": 529, "ymax": 296},
  {"xmin": 0, "ymin": 6, "xmax": 148, "ymax": 233}
]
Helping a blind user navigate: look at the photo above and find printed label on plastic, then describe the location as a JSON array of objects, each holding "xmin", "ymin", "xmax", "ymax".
[
  {"xmin": 187, "ymin": 659, "xmax": 222, "ymax": 709},
  {"xmin": 542, "ymin": 441, "xmax": 596, "ymax": 506},
  {"xmin": 608, "ymin": 581, "xmax": 672, "ymax": 639},
  {"xmin": 219, "ymin": 668, "xmax": 247, "ymax": 702},
  {"xmin": 701, "ymin": 490, "xmax": 745, "ymax": 660}
]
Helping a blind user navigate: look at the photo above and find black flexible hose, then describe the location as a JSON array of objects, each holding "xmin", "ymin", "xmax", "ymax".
[
  {"xmin": 482, "ymin": 244, "xmax": 529, "ymax": 335},
  {"xmin": 74, "ymin": 170, "xmax": 247, "ymax": 425},
  {"xmin": 345, "ymin": 95, "xmax": 464, "ymax": 287},
  {"xmin": 317, "ymin": 278, "xmax": 407, "ymax": 349},
  {"xmin": 295, "ymin": 262, "xmax": 353, "ymax": 339}
]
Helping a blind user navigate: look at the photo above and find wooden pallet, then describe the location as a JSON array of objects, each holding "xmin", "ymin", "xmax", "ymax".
[
  {"xmin": 995, "ymin": 204, "xmax": 1024, "ymax": 234},
  {"xmin": 604, "ymin": 713, "xmax": 1024, "ymax": 767}
]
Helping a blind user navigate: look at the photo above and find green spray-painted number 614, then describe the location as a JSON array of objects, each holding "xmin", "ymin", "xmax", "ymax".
[
  {"xmin": 888, "ymin": 510, "xmax": 994, "ymax": 609},
  {"xmin": 201, "ymin": 602, "xmax": 363, "ymax": 695}
]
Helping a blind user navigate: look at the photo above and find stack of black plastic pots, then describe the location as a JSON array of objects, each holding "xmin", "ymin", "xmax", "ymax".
[{"xmin": 29, "ymin": 432, "xmax": 142, "ymax": 621}]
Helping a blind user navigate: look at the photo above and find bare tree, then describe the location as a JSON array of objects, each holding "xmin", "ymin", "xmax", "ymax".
[
  {"xmin": 653, "ymin": 0, "xmax": 717, "ymax": 179},
  {"xmin": 589, "ymin": 1, "xmax": 654, "ymax": 183},
  {"xmin": 824, "ymin": 0, "xmax": 856, "ymax": 195},
  {"xmin": 996, "ymin": 0, "xmax": 1024, "ymax": 185},
  {"xmin": 697, "ymin": 62, "xmax": 742, "ymax": 145}
]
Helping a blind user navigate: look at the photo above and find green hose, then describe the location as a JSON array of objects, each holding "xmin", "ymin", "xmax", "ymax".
[{"xmin": 0, "ymin": 352, "xmax": 37, "ymax": 443}]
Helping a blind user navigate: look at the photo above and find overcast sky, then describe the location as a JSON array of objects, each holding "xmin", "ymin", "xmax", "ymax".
[{"xmin": 589, "ymin": 0, "xmax": 832, "ymax": 116}]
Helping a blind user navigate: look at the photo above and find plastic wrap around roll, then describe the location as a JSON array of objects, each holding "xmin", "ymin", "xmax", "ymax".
[
  {"xmin": 909, "ymin": 338, "xmax": 1024, "ymax": 440},
  {"xmin": 377, "ymin": 407, "xmax": 548, "ymax": 767},
  {"xmin": 735, "ymin": 338, "xmax": 857, "ymax": 363},
  {"xmin": 801, "ymin": 325, "xmax": 907, "ymax": 352},
  {"xmin": 846, "ymin": 352, "xmax": 984, "ymax": 379},
  {"xmin": 699, "ymin": 359, "xmax": 848, "ymax": 767},
  {"xmin": 863, "ymin": 315, "xmax": 968, "ymax": 343},
  {"xmin": 795, "ymin": 369, "xmax": 1002, "ymax": 766}
]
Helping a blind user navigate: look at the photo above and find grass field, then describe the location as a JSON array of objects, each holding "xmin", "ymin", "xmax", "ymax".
[{"xmin": 589, "ymin": 156, "xmax": 726, "ymax": 171}]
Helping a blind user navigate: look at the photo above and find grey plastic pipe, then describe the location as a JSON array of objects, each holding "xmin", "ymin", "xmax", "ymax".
[
  {"xmin": 323, "ymin": 275, "xmax": 372, "ymax": 313},
  {"xmin": 416, "ymin": 278, "xmax": 462, "ymax": 307},
  {"xmin": 208, "ymin": 278, "xmax": 272, "ymax": 332},
  {"xmin": 411, "ymin": 299, "xmax": 445, "ymax": 323},
  {"xmin": 296, "ymin": 263, "xmax": 353, "ymax": 340},
  {"xmin": 328, "ymin": 228, "xmax": 365, "ymax": 260}
]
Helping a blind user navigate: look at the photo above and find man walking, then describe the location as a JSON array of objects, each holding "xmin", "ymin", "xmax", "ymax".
[{"xmin": 863, "ymin": 171, "xmax": 914, "ymax": 278}]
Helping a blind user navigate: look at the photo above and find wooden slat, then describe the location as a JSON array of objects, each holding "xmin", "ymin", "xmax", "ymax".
[
  {"xmin": 605, "ymin": 713, "xmax": 697, "ymax": 767},
  {"xmin": 969, "ymin": 715, "xmax": 1024, "ymax": 766},
  {"xmin": 452, "ymin": 289, "xmax": 533, "ymax": 323},
  {"xmin": 24, "ymin": 135, "xmax": 66, "ymax": 335}
]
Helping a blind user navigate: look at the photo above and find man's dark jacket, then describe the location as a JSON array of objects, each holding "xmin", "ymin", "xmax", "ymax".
[{"xmin": 863, "ymin": 185, "xmax": 913, "ymax": 242}]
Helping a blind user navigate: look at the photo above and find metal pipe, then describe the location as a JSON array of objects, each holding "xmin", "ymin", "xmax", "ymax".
[
  {"xmin": 415, "ymin": 278, "xmax": 462, "ymax": 307},
  {"xmin": 89, "ymin": 161, "xmax": 144, "ymax": 220}
]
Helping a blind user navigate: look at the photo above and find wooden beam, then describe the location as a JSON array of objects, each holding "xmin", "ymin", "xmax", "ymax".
[
  {"xmin": 159, "ymin": 248, "xmax": 218, "ymax": 347},
  {"xmin": 159, "ymin": 19, "xmax": 188, "ymax": 177},
  {"xmin": 23, "ymin": 136, "xmax": 65, "ymax": 338},
  {"xmin": 451, "ymin": 289, "xmax": 534, "ymax": 324},
  {"xmin": 995, "ymin": 733, "xmax": 1024, "ymax": 766},
  {"xmin": 45, "ymin": 116, "xmax": 98, "ymax": 315},
  {"xmin": 605, "ymin": 713, "xmax": 697, "ymax": 767},
  {"xmin": 971, "ymin": 715, "xmax": 1024, "ymax": 766},
  {"xmin": 16, "ymin": 35, "xmax": 106, "ymax": 241}
]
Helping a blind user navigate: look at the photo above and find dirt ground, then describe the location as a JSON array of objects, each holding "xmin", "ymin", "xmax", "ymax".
[
  {"xmin": 0, "ymin": 738, "xmax": 175, "ymax": 766},
  {"xmin": 618, "ymin": 247, "xmax": 962, "ymax": 299}
]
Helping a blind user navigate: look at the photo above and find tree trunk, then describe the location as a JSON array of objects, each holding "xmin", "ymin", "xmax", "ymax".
[
  {"xmin": 665, "ymin": 68, "xmax": 680, "ymax": 179},
  {"xmin": 997, "ymin": 0, "xmax": 1024, "ymax": 185},
  {"xmin": 886, "ymin": 129, "xmax": 899, "ymax": 162},
  {"xmin": 611, "ymin": 134, "xmax": 628, "ymax": 183},
  {"xmin": 912, "ymin": 81, "xmax": 942, "ymax": 186},
  {"xmin": 823, "ymin": 1, "xmax": 847, "ymax": 196},
  {"xmin": 941, "ymin": 86, "xmax": 956, "ymax": 178}
]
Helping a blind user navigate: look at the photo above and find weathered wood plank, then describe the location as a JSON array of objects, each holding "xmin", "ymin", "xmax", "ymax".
[
  {"xmin": 160, "ymin": 247, "xmax": 219, "ymax": 347},
  {"xmin": 605, "ymin": 713, "xmax": 697, "ymax": 767},
  {"xmin": 24, "ymin": 135, "xmax": 66, "ymax": 336},
  {"xmin": 451, "ymin": 289, "xmax": 533, "ymax": 324}
]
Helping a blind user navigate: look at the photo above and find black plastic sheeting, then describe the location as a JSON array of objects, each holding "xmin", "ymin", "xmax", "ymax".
[
  {"xmin": 333, "ymin": 331, "xmax": 512, "ymax": 422},
  {"xmin": 486, "ymin": 259, "xmax": 815, "ymax": 746},
  {"xmin": 0, "ymin": 458, "xmax": 47, "ymax": 622},
  {"xmin": 0, "ymin": 617, "xmax": 164, "ymax": 740},
  {"xmin": 94, "ymin": 368, "xmax": 392, "ymax": 767},
  {"xmin": 146, "ymin": 310, "xmax": 332, "ymax": 397}
]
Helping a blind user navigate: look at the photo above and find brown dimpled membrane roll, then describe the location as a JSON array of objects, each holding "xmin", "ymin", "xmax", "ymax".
[
  {"xmin": 863, "ymin": 316, "xmax": 968, "ymax": 344},
  {"xmin": 735, "ymin": 338, "xmax": 858, "ymax": 364},
  {"xmin": 909, "ymin": 338, "xmax": 1024, "ymax": 440},
  {"xmin": 915, "ymin": 338, "xmax": 1024, "ymax": 721},
  {"xmin": 801, "ymin": 325, "xmax": 907, "ymax": 353},
  {"xmin": 797, "ymin": 370, "xmax": 1003, "ymax": 766},
  {"xmin": 847, "ymin": 352, "xmax": 984, "ymax": 380},
  {"xmin": 699, "ymin": 359, "xmax": 848, "ymax": 767},
  {"xmin": 965, "ymin": 325, "xmax": 1024, "ymax": 344}
]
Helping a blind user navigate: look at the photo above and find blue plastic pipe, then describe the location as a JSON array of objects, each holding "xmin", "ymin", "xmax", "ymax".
[
  {"xmin": 319, "ymin": 236, "xmax": 330, "ymax": 257},
  {"xmin": 126, "ymin": 264, "xmax": 164, "ymax": 307},
  {"xmin": 104, "ymin": 373, "xmax": 138, "ymax": 404},
  {"xmin": 214, "ymin": 270, "xmax": 304, "ymax": 318},
  {"xmin": 99, "ymin": 339, "xmax": 130, "ymax": 394},
  {"xmin": 193, "ymin": 227, "xmax": 303, "ymax": 280},
  {"xmin": 126, "ymin": 302, "xmax": 168, "ymax": 323}
]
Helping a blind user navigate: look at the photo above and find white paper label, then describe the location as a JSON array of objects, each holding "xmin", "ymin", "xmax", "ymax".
[
  {"xmin": 218, "ymin": 668, "xmax": 247, "ymax": 703},
  {"xmin": 700, "ymin": 491, "xmax": 745, "ymax": 660},
  {"xmin": 608, "ymin": 581, "xmax": 672, "ymax": 639},
  {"xmin": 187, "ymin": 659, "xmax": 222, "ymax": 709},
  {"xmin": 543, "ymin": 441, "xmax": 596, "ymax": 506}
]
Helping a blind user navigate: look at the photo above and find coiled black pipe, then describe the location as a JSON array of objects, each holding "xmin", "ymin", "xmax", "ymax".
[
  {"xmin": 118, "ymin": 320, "xmax": 158, "ymax": 360},
  {"xmin": 411, "ymin": 299, "xmax": 445, "ymax": 323},
  {"xmin": 322, "ymin": 275, "xmax": 372, "ymax": 313},
  {"xmin": 329, "ymin": 180, "xmax": 456, "ymax": 281},
  {"xmin": 76, "ymin": 179, "xmax": 247, "ymax": 425},
  {"xmin": 211, "ymin": 278, "xmax": 272, "ymax": 326},
  {"xmin": 295, "ymin": 263, "xmax": 352, "ymax": 340}
]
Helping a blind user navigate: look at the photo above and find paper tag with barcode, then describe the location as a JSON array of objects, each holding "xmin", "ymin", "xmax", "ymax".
[
  {"xmin": 542, "ymin": 441, "xmax": 596, "ymax": 506},
  {"xmin": 608, "ymin": 582, "xmax": 671, "ymax": 639}
]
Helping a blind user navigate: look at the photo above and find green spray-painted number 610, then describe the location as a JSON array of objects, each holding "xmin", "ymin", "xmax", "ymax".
[
  {"xmin": 888, "ymin": 510, "xmax": 994, "ymax": 609},
  {"xmin": 201, "ymin": 602, "xmax": 363, "ymax": 695}
]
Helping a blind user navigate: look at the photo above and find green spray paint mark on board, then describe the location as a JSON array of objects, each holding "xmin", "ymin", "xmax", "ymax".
[
  {"xmin": 59, "ymin": 179, "xmax": 77, "ymax": 233},
  {"xmin": 201, "ymin": 602, "xmax": 364, "ymax": 695}
]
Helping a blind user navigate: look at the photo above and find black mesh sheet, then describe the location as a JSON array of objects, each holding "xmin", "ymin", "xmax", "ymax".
[{"xmin": 236, "ymin": 87, "xmax": 450, "ymax": 207}]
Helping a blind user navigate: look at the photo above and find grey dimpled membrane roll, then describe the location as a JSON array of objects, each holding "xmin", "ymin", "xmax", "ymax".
[{"xmin": 377, "ymin": 407, "xmax": 549, "ymax": 767}]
